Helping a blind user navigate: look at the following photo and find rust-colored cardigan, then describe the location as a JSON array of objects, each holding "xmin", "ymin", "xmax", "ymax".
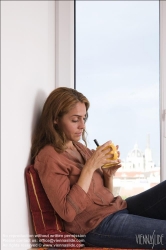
[{"xmin": 34, "ymin": 142, "xmax": 127, "ymax": 235}]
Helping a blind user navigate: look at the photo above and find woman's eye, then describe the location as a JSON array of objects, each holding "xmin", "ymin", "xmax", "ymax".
[{"xmin": 72, "ymin": 120, "xmax": 78, "ymax": 123}]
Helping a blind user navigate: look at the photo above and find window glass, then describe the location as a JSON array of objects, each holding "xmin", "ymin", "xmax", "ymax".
[{"xmin": 76, "ymin": 0, "xmax": 160, "ymax": 198}]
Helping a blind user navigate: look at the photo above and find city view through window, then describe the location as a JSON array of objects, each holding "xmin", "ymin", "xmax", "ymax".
[{"xmin": 76, "ymin": 0, "xmax": 160, "ymax": 198}]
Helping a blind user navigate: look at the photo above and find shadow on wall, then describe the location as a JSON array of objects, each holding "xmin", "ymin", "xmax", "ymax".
[
  {"xmin": 27, "ymin": 89, "xmax": 47, "ymax": 165},
  {"xmin": 25, "ymin": 89, "xmax": 47, "ymax": 239}
]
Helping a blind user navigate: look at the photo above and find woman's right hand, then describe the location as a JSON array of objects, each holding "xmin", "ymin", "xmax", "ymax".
[
  {"xmin": 84, "ymin": 140, "xmax": 115, "ymax": 172},
  {"xmin": 77, "ymin": 140, "xmax": 116, "ymax": 193}
]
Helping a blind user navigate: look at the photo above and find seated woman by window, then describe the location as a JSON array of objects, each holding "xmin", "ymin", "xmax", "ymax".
[{"xmin": 31, "ymin": 87, "xmax": 166, "ymax": 249}]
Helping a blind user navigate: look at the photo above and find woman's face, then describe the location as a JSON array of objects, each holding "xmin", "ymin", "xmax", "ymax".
[{"xmin": 56, "ymin": 102, "xmax": 87, "ymax": 143}]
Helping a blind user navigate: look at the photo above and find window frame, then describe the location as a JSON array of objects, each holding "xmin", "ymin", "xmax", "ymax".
[
  {"xmin": 55, "ymin": 0, "xmax": 74, "ymax": 88},
  {"xmin": 160, "ymin": 0, "xmax": 166, "ymax": 181}
]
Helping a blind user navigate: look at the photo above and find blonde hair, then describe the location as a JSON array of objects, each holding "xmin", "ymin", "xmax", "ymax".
[{"xmin": 31, "ymin": 87, "xmax": 90, "ymax": 163}]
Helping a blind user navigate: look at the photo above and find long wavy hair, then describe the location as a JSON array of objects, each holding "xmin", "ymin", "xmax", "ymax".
[{"xmin": 31, "ymin": 87, "xmax": 90, "ymax": 163}]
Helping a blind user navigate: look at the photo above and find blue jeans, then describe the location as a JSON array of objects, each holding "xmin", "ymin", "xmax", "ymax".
[{"xmin": 85, "ymin": 181, "xmax": 166, "ymax": 249}]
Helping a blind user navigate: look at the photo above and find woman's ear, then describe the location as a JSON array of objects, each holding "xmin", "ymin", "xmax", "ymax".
[{"xmin": 54, "ymin": 118, "xmax": 59, "ymax": 125}]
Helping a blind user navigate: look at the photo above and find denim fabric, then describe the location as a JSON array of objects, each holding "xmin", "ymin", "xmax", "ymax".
[
  {"xmin": 85, "ymin": 181, "xmax": 166, "ymax": 249},
  {"xmin": 126, "ymin": 180, "xmax": 166, "ymax": 219}
]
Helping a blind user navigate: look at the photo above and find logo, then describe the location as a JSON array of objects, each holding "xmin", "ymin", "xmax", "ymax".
[{"xmin": 135, "ymin": 230, "xmax": 164, "ymax": 249}]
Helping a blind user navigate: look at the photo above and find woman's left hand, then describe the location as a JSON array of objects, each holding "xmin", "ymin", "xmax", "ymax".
[
  {"xmin": 102, "ymin": 145, "xmax": 121, "ymax": 177},
  {"xmin": 102, "ymin": 162, "xmax": 121, "ymax": 177}
]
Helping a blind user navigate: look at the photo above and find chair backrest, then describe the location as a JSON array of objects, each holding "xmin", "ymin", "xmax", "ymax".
[{"xmin": 25, "ymin": 165, "xmax": 82, "ymax": 248}]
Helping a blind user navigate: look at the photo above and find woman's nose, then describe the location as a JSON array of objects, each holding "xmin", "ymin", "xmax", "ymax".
[{"xmin": 79, "ymin": 119, "xmax": 85, "ymax": 129}]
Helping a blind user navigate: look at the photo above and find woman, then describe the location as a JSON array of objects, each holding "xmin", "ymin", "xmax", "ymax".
[{"xmin": 31, "ymin": 87, "xmax": 166, "ymax": 249}]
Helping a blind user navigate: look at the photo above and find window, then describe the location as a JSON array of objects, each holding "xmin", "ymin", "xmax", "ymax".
[{"xmin": 75, "ymin": 0, "xmax": 160, "ymax": 198}]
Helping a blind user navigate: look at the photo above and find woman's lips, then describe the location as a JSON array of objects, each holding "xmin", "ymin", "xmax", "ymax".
[{"xmin": 75, "ymin": 133, "xmax": 82, "ymax": 136}]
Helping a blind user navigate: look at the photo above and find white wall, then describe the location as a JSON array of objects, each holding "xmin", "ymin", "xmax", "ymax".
[{"xmin": 1, "ymin": 1, "xmax": 74, "ymax": 249}]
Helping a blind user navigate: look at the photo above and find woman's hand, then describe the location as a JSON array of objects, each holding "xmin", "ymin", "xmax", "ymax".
[
  {"xmin": 77, "ymin": 141, "xmax": 115, "ymax": 193},
  {"xmin": 84, "ymin": 140, "xmax": 116, "ymax": 172},
  {"xmin": 102, "ymin": 145, "xmax": 121, "ymax": 177},
  {"xmin": 101, "ymin": 145, "xmax": 122, "ymax": 192},
  {"xmin": 102, "ymin": 163, "xmax": 121, "ymax": 177}
]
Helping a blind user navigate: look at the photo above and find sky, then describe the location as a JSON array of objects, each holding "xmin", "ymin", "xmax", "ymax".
[{"xmin": 76, "ymin": 0, "xmax": 160, "ymax": 166}]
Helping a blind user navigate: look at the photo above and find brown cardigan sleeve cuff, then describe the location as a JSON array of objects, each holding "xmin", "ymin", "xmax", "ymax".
[{"xmin": 67, "ymin": 183, "xmax": 88, "ymax": 214}]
